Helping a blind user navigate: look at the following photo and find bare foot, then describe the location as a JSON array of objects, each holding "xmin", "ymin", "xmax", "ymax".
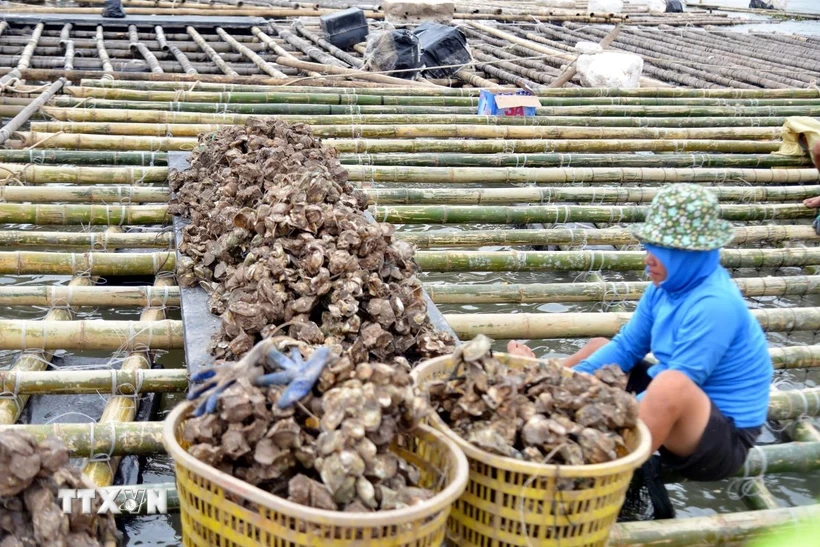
[
  {"xmin": 507, "ymin": 340, "xmax": 537, "ymax": 358},
  {"xmin": 804, "ymin": 196, "xmax": 820, "ymax": 208}
]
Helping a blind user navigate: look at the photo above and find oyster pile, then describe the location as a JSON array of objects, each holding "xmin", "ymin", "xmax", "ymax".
[
  {"xmin": 427, "ymin": 336, "xmax": 639, "ymax": 465},
  {"xmin": 170, "ymin": 117, "xmax": 454, "ymax": 365},
  {"xmin": 0, "ymin": 431, "xmax": 119, "ymax": 547},
  {"xmin": 182, "ymin": 345, "xmax": 435, "ymax": 512}
]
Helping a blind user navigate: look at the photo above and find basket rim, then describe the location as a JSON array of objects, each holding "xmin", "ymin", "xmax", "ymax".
[
  {"xmin": 411, "ymin": 352, "xmax": 653, "ymax": 476},
  {"xmin": 163, "ymin": 400, "xmax": 470, "ymax": 527}
]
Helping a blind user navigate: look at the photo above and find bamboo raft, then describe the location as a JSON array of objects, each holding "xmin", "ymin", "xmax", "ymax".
[{"xmin": 0, "ymin": 5, "xmax": 818, "ymax": 546}]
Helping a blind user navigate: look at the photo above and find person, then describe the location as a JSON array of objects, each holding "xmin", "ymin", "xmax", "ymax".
[
  {"xmin": 509, "ymin": 184, "xmax": 773, "ymax": 518},
  {"xmin": 802, "ymin": 141, "xmax": 820, "ymax": 232}
]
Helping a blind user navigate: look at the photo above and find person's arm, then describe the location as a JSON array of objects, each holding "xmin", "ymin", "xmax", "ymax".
[
  {"xmin": 573, "ymin": 290, "xmax": 655, "ymax": 375},
  {"xmin": 660, "ymin": 296, "xmax": 740, "ymax": 385}
]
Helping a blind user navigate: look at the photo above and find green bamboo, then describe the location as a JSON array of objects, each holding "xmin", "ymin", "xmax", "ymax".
[
  {"xmin": 0, "ymin": 369, "xmax": 187, "ymax": 394},
  {"xmin": 424, "ymin": 275, "xmax": 820, "ymax": 304},
  {"xmin": 347, "ymin": 166, "xmax": 820, "ymax": 184},
  {"xmin": 0, "ymin": 319, "xmax": 183, "ymax": 350},
  {"xmin": 0, "ymin": 150, "xmax": 168, "ymax": 166},
  {"xmin": 768, "ymin": 388, "xmax": 820, "ymax": 421},
  {"xmin": 40, "ymin": 106, "xmax": 803, "ymax": 129},
  {"xmin": 0, "ymin": 231, "xmax": 173, "ymax": 249},
  {"xmin": 0, "ymin": 204, "xmax": 169, "ymax": 225},
  {"xmin": 400, "ymin": 225, "xmax": 819, "ymax": 249},
  {"xmin": 0, "ymin": 252, "xmax": 174, "ymax": 275},
  {"xmin": 15, "ymin": 132, "xmax": 198, "ymax": 152},
  {"xmin": 742, "ymin": 478, "xmax": 781, "ymax": 511},
  {"xmin": 29, "ymin": 121, "xmax": 786, "ymax": 141},
  {"xmin": 770, "ymin": 345, "xmax": 820, "ymax": 370},
  {"xmin": 0, "ymin": 422, "xmax": 164, "ymax": 457},
  {"xmin": 0, "ymin": 285, "xmax": 181, "ymax": 307},
  {"xmin": 417, "ymin": 248, "xmax": 820, "ymax": 272},
  {"xmin": 610, "ymin": 504, "xmax": 820, "ymax": 546},
  {"xmin": 0, "ymin": 164, "xmax": 167, "ymax": 184},
  {"xmin": 443, "ymin": 308, "xmax": 820, "ymax": 338},
  {"xmin": 377, "ymin": 204, "xmax": 813, "ymax": 224},
  {"xmin": 0, "ymin": 185, "xmax": 168, "ymax": 203}
]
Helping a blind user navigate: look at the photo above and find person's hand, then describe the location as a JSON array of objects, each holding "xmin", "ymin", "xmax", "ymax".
[
  {"xmin": 188, "ymin": 338, "xmax": 334, "ymax": 416},
  {"xmin": 506, "ymin": 340, "xmax": 537, "ymax": 358},
  {"xmin": 803, "ymin": 196, "xmax": 820, "ymax": 208}
]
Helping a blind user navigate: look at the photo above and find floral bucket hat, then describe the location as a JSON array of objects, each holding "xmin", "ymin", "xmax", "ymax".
[{"xmin": 632, "ymin": 184, "xmax": 734, "ymax": 251}]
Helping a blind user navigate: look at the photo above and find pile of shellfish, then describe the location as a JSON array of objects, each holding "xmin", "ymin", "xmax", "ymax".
[
  {"xmin": 427, "ymin": 336, "xmax": 640, "ymax": 465},
  {"xmin": 0, "ymin": 431, "xmax": 119, "ymax": 547},
  {"xmin": 182, "ymin": 341, "xmax": 434, "ymax": 512},
  {"xmin": 170, "ymin": 118, "xmax": 454, "ymax": 366}
]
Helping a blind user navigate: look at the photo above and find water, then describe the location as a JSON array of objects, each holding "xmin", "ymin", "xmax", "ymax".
[{"xmin": 690, "ymin": 0, "xmax": 820, "ymax": 35}]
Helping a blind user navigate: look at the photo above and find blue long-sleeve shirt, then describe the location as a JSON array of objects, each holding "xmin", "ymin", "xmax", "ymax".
[{"xmin": 574, "ymin": 245, "xmax": 772, "ymax": 429}]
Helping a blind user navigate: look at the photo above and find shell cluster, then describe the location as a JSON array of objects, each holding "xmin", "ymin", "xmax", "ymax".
[
  {"xmin": 427, "ymin": 336, "xmax": 640, "ymax": 465},
  {"xmin": 169, "ymin": 117, "xmax": 454, "ymax": 366},
  {"xmin": 0, "ymin": 431, "xmax": 119, "ymax": 547},
  {"xmin": 182, "ymin": 349, "xmax": 434, "ymax": 512}
]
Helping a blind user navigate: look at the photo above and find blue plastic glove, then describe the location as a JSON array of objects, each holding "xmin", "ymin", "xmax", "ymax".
[
  {"xmin": 814, "ymin": 214, "xmax": 820, "ymax": 236},
  {"xmin": 188, "ymin": 339, "xmax": 333, "ymax": 416}
]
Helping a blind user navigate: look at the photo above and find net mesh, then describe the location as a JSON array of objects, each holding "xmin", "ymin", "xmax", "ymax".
[{"xmin": 618, "ymin": 455, "xmax": 675, "ymax": 522}]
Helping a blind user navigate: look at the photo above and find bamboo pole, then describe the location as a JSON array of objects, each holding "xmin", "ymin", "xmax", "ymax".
[
  {"xmin": 0, "ymin": 422, "xmax": 164, "ymax": 457},
  {"xmin": 768, "ymin": 388, "xmax": 820, "ymax": 421},
  {"xmin": 293, "ymin": 21, "xmax": 363, "ymax": 69},
  {"xmin": 0, "ymin": 164, "xmax": 167, "ymax": 184},
  {"xmin": 95, "ymin": 26, "xmax": 114, "ymax": 78},
  {"xmin": 424, "ymin": 275, "xmax": 820, "ymax": 304},
  {"xmin": 128, "ymin": 25, "xmax": 163, "ymax": 74},
  {"xmin": 0, "ymin": 251, "xmax": 173, "ymax": 275},
  {"xmin": 741, "ymin": 478, "xmax": 781, "ymax": 511},
  {"xmin": 187, "ymin": 26, "xmax": 237, "ymax": 77},
  {"xmin": 347, "ymin": 166, "xmax": 820, "ymax": 184},
  {"xmin": 0, "ymin": 285, "xmax": 180, "ymax": 307},
  {"xmin": 0, "ymin": 320, "xmax": 183, "ymax": 351},
  {"xmin": 0, "ymin": 277, "xmax": 94, "ymax": 425},
  {"xmin": 443, "ymin": 308, "xmax": 820, "ymax": 339},
  {"xmin": 216, "ymin": 28, "xmax": 287, "ymax": 79},
  {"xmin": 0, "ymin": 185, "xmax": 168, "ymax": 203},
  {"xmin": 251, "ymin": 26, "xmax": 322, "ymax": 78},
  {"xmin": 0, "ymin": 78, "xmax": 66, "ymax": 145},
  {"xmin": 770, "ymin": 345, "xmax": 820, "ymax": 370},
  {"xmin": 376, "ymin": 204, "xmax": 812, "ymax": 225},
  {"xmin": 156, "ymin": 26, "xmax": 197, "ymax": 76},
  {"xmin": 84, "ymin": 276, "xmax": 175, "ymax": 486},
  {"xmin": 611, "ymin": 505, "xmax": 820, "ymax": 546},
  {"xmin": 17, "ymin": 23, "xmax": 43, "ymax": 71},
  {"xmin": 0, "ymin": 369, "xmax": 186, "ymax": 395},
  {"xmin": 0, "ymin": 231, "xmax": 173, "ymax": 249},
  {"xmin": 0, "ymin": 204, "xmax": 169, "ymax": 225},
  {"xmin": 372, "ymin": 186, "xmax": 820, "ymax": 206},
  {"xmin": 64, "ymin": 39, "xmax": 74, "ymax": 71},
  {"xmin": 0, "ymin": 150, "xmax": 168, "ymax": 167}
]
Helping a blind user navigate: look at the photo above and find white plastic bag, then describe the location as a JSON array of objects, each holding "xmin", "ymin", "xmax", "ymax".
[
  {"xmin": 574, "ymin": 41, "xmax": 603, "ymax": 54},
  {"xmin": 577, "ymin": 51, "xmax": 643, "ymax": 88},
  {"xmin": 588, "ymin": 0, "xmax": 624, "ymax": 13},
  {"xmin": 536, "ymin": 0, "xmax": 576, "ymax": 7}
]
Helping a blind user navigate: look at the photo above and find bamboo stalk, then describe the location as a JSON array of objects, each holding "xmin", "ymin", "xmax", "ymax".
[
  {"xmin": 64, "ymin": 40, "xmax": 74, "ymax": 71},
  {"xmin": 0, "ymin": 422, "xmax": 164, "ymax": 457},
  {"xmin": 377, "ymin": 204, "xmax": 813, "ymax": 225},
  {"xmin": 0, "ymin": 285, "xmax": 180, "ymax": 307},
  {"xmin": 0, "ymin": 277, "xmax": 94, "ymax": 425},
  {"xmin": 0, "ymin": 251, "xmax": 174, "ymax": 275},
  {"xmin": 741, "ymin": 478, "xmax": 780, "ymax": 511},
  {"xmin": 0, "ymin": 320, "xmax": 183, "ymax": 351},
  {"xmin": 0, "ymin": 78, "xmax": 66, "ymax": 145},
  {"xmin": 0, "ymin": 204, "xmax": 169, "ymax": 225},
  {"xmin": 347, "ymin": 166, "xmax": 820, "ymax": 184},
  {"xmin": 0, "ymin": 231, "xmax": 173, "ymax": 249},
  {"xmin": 0, "ymin": 185, "xmax": 168, "ymax": 203},
  {"xmin": 0, "ymin": 164, "xmax": 167, "ymax": 184},
  {"xmin": 424, "ymin": 275, "xmax": 820, "ymax": 304},
  {"xmin": 611, "ymin": 505, "xmax": 820, "ymax": 546},
  {"xmin": 293, "ymin": 21, "xmax": 363, "ymax": 69},
  {"xmin": 155, "ymin": 25, "xmax": 197, "ymax": 76},
  {"xmin": 17, "ymin": 23, "xmax": 43, "ymax": 71},
  {"xmin": 128, "ymin": 26, "xmax": 163, "ymax": 74},
  {"xmin": 770, "ymin": 345, "xmax": 820, "ymax": 370},
  {"xmin": 95, "ymin": 26, "xmax": 114, "ymax": 77},
  {"xmin": 443, "ymin": 308, "xmax": 820, "ymax": 339},
  {"xmin": 216, "ymin": 28, "xmax": 287, "ymax": 79},
  {"xmin": 370, "ymin": 186, "xmax": 820, "ymax": 206},
  {"xmin": 187, "ymin": 26, "xmax": 237, "ymax": 77},
  {"xmin": 0, "ymin": 369, "xmax": 186, "ymax": 395},
  {"xmin": 251, "ymin": 26, "xmax": 321, "ymax": 78},
  {"xmin": 84, "ymin": 276, "xmax": 175, "ymax": 486},
  {"xmin": 768, "ymin": 388, "xmax": 820, "ymax": 421}
]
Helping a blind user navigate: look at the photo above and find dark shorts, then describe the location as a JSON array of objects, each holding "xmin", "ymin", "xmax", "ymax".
[{"xmin": 626, "ymin": 360, "xmax": 762, "ymax": 482}]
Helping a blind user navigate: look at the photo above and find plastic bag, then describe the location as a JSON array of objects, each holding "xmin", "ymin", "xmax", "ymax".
[
  {"xmin": 666, "ymin": 0, "xmax": 684, "ymax": 11},
  {"xmin": 102, "ymin": 0, "xmax": 126, "ymax": 18},
  {"xmin": 364, "ymin": 30, "xmax": 422, "ymax": 79}
]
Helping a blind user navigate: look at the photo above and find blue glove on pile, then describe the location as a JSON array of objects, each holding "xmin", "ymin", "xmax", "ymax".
[
  {"xmin": 814, "ymin": 215, "xmax": 820, "ymax": 236},
  {"xmin": 187, "ymin": 338, "xmax": 333, "ymax": 417}
]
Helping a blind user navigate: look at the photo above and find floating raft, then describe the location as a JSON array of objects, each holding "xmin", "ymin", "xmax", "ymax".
[{"xmin": 0, "ymin": 4, "xmax": 818, "ymax": 546}]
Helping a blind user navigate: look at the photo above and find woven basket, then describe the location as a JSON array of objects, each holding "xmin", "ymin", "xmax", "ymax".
[
  {"xmin": 164, "ymin": 401, "xmax": 469, "ymax": 547},
  {"xmin": 412, "ymin": 353, "xmax": 652, "ymax": 547}
]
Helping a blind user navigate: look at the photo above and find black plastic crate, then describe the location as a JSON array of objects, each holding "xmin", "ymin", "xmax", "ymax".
[
  {"xmin": 413, "ymin": 22, "xmax": 470, "ymax": 79},
  {"xmin": 319, "ymin": 7, "xmax": 369, "ymax": 50}
]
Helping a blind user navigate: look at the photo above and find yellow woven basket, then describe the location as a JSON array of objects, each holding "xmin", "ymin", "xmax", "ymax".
[
  {"xmin": 163, "ymin": 401, "xmax": 470, "ymax": 547},
  {"xmin": 412, "ymin": 353, "xmax": 652, "ymax": 547}
]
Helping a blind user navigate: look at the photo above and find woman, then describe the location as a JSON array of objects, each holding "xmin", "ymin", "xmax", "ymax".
[{"xmin": 510, "ymin": 184, "xmax": 773, "ymax": 518}]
